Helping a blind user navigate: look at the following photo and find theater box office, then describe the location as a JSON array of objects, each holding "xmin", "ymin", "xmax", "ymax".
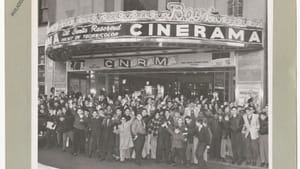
[{"xmin": 44, "ymin": 2, "xmax": 267, "ymax": 108}]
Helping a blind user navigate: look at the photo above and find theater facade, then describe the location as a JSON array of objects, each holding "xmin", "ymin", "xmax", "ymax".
[{"xmin": 43, "ymin": 1, "xmax": 268, "ymax": 107}]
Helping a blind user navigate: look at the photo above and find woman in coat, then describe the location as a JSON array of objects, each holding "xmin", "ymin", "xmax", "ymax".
[{"xmin": 114, "ymin": 112, "xmax": 135, "ymax": 162}]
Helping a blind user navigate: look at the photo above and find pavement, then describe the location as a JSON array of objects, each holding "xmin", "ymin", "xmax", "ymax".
[{"xmin": 38, "ymin": 148, "xmax": 266, "ymax": 169}]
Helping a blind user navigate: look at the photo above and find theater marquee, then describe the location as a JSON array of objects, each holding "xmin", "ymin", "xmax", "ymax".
[
  {"xmin": 46, "ymin": 3, "xmax": 264, "ymax": 61},
  {"xmin": 46, "ymin": 22, "xmax": 262, "ymax": 46}
]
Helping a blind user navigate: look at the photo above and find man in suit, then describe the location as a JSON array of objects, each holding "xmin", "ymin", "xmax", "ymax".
[
  {"xmin": 157, "ymin": 110, "xmax": 174, "ymax": 163},
  {"xmin": 242, "ymin": 106, "xmax": 260, "ymax": 166},
  {"xmin": 194, "ymin": 118, "xmax": 211, "ymax": 169},
  {"xmin": 99, "ymin": 113, "xmax": 115, "ymax": 161},
  {"xmin": 230, "ymin": 106, "xmax": 244, "ymax": 165},
  {"xmin": 131, "ymin": 113, "xmax": 146, "ymax": 165}
]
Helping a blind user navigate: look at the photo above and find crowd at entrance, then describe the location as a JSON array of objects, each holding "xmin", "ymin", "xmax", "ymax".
[{"xmin": 38, "ymin": 88, "xmax": 269, "ymax": 169}]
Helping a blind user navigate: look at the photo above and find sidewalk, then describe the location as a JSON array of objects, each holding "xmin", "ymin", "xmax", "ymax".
[
  {"xmin": 38, "ymin": 148, "xmax": 265, "ymax": 169},
  {"xmin": 208, "ymin": 160, "xmax": 265, "ymax": 169}
]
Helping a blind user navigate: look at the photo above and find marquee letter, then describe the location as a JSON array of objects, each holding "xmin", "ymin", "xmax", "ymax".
[
  {"xmin": 194, "ymin": 25, "xmax": 206, "ymax": 38},
  {"xmin": 154, "ymin": 57, "xmax": 168, "ymax": 66},
  {"xmin": 228, "ymin": 28, "xmax": 244, "ymax": 41},
  {"xmin": 248, "ymin": 31, "xmax": 261, "ymax": 43},
  {"xmin": 176, "ymin": 24, "xmax": 189, "ymax": 36},
  {"xmin": 130, "ymin": 24, "xmax": 142, "ymax": 36},
  {"xmin": 104, "ymin": 59, "xmax": 114, "ymax": 68},
  {"xmin": 149, "ymin": 24, "xmax": 153, "ymax": 36},
  {"xmin": 157, "ymin": 24, "xmax": 171, "ymax": 36},
  {"xmin": 119, "ymin": 59, "xmax": 131, "ymax": 68},
  {"xmin": 210, "ymin": 27, "xmax": 225, "ymax": 39},
  {"xmin": 137, "ymin": 58, "xmax": 147, "ymax": 67}
]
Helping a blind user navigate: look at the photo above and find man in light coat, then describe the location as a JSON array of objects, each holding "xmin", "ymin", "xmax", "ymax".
[
  {"xmin": 242, "ymin": 106, "xmax": 260, "ymax": 166},
  {"xmin": 131, "ymin": 113, "xmax": 146, "ymax": 165}
]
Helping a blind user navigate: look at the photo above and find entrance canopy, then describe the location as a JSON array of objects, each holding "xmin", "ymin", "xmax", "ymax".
[{"xmin": 46, "ymin": 3, "xmax": 264, "ymax": 61}]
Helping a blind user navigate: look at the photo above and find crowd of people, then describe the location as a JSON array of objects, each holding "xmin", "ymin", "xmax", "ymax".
[{"xmin": 38, "ymin": 90, "xmax": 269, "ymax": 169}]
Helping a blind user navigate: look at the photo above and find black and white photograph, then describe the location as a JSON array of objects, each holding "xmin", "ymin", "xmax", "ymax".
[{"xmin": 37, "ymin": 0, "xmax": 270, "ymax": 169}]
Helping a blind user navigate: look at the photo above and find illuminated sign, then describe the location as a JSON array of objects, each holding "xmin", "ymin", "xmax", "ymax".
[
  {"xmin": 46, "ymin": 22, "xmax": 262, "ymax": 47},
  {"xmin": 46, "ymin": 3, "xmax": 264, "ymax": 61}
]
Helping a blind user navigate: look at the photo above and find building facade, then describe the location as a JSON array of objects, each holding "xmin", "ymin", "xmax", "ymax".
[{"xmin": 39, "ymin": 0, "xmax": 268, "ymax": 107}]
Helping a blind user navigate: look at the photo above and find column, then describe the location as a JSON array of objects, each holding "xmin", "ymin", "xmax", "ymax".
[
  {"xmin": 235, "ymin": 50, "xmax": 264, "ymax": 108},
  {"xmin": 228, "ymin": 70, "xmax": 235, "ymax": 102}
]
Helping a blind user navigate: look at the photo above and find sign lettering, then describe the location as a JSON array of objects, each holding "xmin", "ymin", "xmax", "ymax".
[
  {"xmin": 154, "ymin": 57, "xmax": 168, "ymax": 66},
  {"xmin": 137, "ymin": 58, "xmax": 147, "ymax": 67},
  {"xmin": 46, "ymin": 23, "xmax": 262, "ymax": 47},
  {"xmin": 45, "ymin": 3, "xmax": 264, "ymax": 61},
  {"xmin": 104, "ymin": 59, "xmax": 114, "ymax": 68},
  {"xmin": 119, "ymin": 59, "xmax": 131, "ymax": 68}
]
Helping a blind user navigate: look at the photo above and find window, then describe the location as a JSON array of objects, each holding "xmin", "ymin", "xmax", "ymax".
[
  {"xmin": 38, "ymin": 46, "xmax": 45, "ymax": 65},
  {"xmin": 38, "ymin": 46, "xmax": 46, "ymax": 95},
  {"xmin": 39, "ymin": 0, "xmax": 49, "ymax": 25},
  {"xmin": 228, "ymin": 0, "xmax": 243, "ymax": 17},
  {"xmin": 124, "ymin": 0, "xmax": 158, "ymax": 11}
]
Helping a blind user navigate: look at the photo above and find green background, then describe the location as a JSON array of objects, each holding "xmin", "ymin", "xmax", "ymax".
[{"xmin": 5, "ymin": 0, "xmax": 297, "ymax": 169}]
